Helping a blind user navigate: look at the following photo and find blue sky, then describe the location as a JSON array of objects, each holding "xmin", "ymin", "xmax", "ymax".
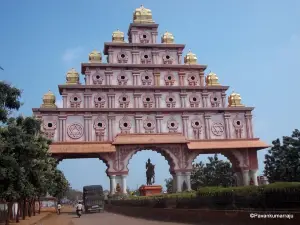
[{"xmin": 1, "ymin": 0, "xmax": 299, "ymax": 191}]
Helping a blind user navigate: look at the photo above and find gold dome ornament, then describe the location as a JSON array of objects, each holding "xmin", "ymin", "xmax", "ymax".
[
  {"xmin": 41, "ymin": 90, "xmax": 57, "ymax": 108},
  {"xmin": 184, "ymin": 50, "xmax": 198, "ymax": 65},
  {"xmin": 161, "ymin": 31, "xmax": 174, "ymax": 44},
  {"xmin": 228, "ymin": 91, "xmax": 244, "ymax": 107},
  {"xmin": 89, "ymin": 50, "xmax": 102, "ymax": 63},
  {"xmin": 133, "ymin": 5, "xmax": 155, "ymax": 24},
  {"xmin": 206, "ymin": 71, "xmax": 220, "ymax": 86},
  {"xmin": 112, "ymin": 29, "xmax": 125, "ymax": 43},
  {"xmin": 66, "ymin": 68, "xmax": 80, "ymax": 85}
]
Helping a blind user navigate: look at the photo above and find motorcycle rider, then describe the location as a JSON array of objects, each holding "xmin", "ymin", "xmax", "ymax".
[
  {"xmin": 75, "ymin": 201, "xmax": 83, "ymax": 216},
  {"xmin": 57, "ymin": 202, "xmax": 62, "ymax": 215}
]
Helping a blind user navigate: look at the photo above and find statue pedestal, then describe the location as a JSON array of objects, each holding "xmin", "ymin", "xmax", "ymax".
[{"xmin": 139, "ymin": 185, "xmax": 163, "ymax": 196}]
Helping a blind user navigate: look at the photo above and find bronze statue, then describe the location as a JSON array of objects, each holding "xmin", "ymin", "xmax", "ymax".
[{"xmin": 145, "ymin": 158, "xmax": 155, "ymax": 185}]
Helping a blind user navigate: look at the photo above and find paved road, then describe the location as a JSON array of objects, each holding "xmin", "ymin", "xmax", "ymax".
[{"xmin": 38, "ymin": 211, "xmax": 194, "ymax": 225}]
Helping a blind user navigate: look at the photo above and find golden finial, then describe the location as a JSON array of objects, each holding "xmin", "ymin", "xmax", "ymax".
[
  {"xmin": 133, "ymin": 5, "xmax": 154, "ymax": 24},
  {"xmin": 161, "ymin": 31, "xmax": 175, "ymax": 44},
  {"xmin": 184, "ymin": 50, "xmax": 197, "ymax": 65},
  {"xmin": 112, "ymin": 29, "xmax": 125, "ymax": 43},
  {"xmin": 41, "ymin": 90, "xmax": 57, "ymax": 108},
  {"xmin": 228, "ymin": 91, "xmax": 244, "ymax": 107},
  {"xmin": 206, "ymin": 71, "xmax": 220, "ymax": 86},
  {"xmin": 66, "ymin": 68, "xmax": 80, "ymax": 85},
  {"xmin": 89, "ymin": 50, "xmax": 102, "ymax": 63}
]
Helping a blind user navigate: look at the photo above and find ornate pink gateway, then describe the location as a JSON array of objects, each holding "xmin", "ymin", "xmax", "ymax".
[{"xmin": 32, "ymin": 5, "xmax": 269, "ymax": 194}]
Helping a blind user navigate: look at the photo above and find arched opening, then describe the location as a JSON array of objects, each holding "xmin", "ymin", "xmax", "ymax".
[
  {"xmin": 126, "ymin": 149, "xmax": 173, "ymax": 194},
  {"xmin": 57, "ymin": 157, "xmax": 109, "ymax": 200},
  {"xmin": 191, "ymin": 153, "xmax": 236, "ymax": 189}
]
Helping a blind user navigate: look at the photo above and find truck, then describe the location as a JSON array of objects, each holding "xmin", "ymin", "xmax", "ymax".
[{"xmin": 82, "ymin": 185, "xmax": 105, "ymax": 213}]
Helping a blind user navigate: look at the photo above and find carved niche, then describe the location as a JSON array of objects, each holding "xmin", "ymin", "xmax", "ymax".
[
  {"xmin": 164, "ymin": 72, "xmax": 175, "ymax": 86},
  {"xmin": 93, "ymin": 117, "xmax": 107, "ymax": 141},
  {"xmin": 140, "ymin": 52, "xmax": 152, "ymax": 64},
  {"xmin": 189, "ymin": 93, "xmax": 200, "ymax": 108},
  {"xmin": 139, "ymin": 31, "xmax": 150, "ymax": 43},
  {"xmin": 233, "ymin": 117, "xmax": 244, "ymax": 138},
  {"xmin": 143, "ymin": 116, "xmax": 156, "ymax": 133},
  {"xmin": 162, "ymin": 52, "xmax": 174, "ymax": 64},
  {"xmin": 94, "ymin": 94, "xmax": 106, "ymax": 108},
  {"xmin": 119, "ymin": 93, "xmax": 130, "ymax": 108},
  {"xmin": 191, "ymin": 118, "xmax": 203, "ymax": 139},
  {"xmin": 67, "ymin": 123, "xmax": 84, "ymax": 139},
  {"xmin": 165, "ymin": 93, "xmax": 176, "ymax": 108},
  {"xmin": 92, "ymin": 70, "xmax": 104, "ymax": 85},
  {"xmin": 167, "ymin": 117, "xmax": 179, "ymax": 133},
  {"xmin": 117, "ymin": 70, "xmax": 129, "ymax": 85},
  {"xmin": 141, "ymin": 71, "xmax": 153, "ymax": 85},
  {"xmin": 210, "ymin": 93, "xmax": 221, "ymax": 107},
  {"xmin": 69, "ymin": 94, "xmax": 82, "ymax": 108},
  {"xmin": 187, "ymin": 73, "xmax": 199, "ymax": 86},
  {"xmin": 117, "ymin": 52, "xmax": 129, "ymax": 63},
  {"xmin": 119, "ymin": 116, "xmax": 132, "ymax": 134},
  {"xmin": 211, "ymin": 122, "xmax": 225, "ymax": 137},
  {"xmin": 142, "ymin": 94, "xmax": 154, "ymax": 108},
  {"xmin": 43, "ymin": 120, "xmax": 57, "ymax": 139}
]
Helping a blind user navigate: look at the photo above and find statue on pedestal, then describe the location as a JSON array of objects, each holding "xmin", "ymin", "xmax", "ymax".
[{"xmin": 145, "ymin": 158, "xmax": 155, "ymax": 185}]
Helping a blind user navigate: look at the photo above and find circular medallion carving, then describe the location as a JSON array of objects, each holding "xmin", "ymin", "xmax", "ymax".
[
  {"xmin": 191, "ymin": 119, "xmax": 202, "ymax": 129},
  {"xmin": 233, "ymin": 119, "xmax": 243, "ymax": 128},
  {"xmin": 67, "ymin": 123, "xmax": 84, "ymax": 139},
  {"xmin": 92, "ymin": 72, "xmax": 104, "ymax": 85},
  {"xmin": 211, "ymin": 122, "xmax": 224, "ymax": 136}
]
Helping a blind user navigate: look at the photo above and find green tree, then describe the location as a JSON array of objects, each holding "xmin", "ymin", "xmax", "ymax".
[
  {"xmin": 164, "ymin": 178, "xmax": 173, "ymax": 193},
  {"xmin": 0, "ymin": 81, "xmax": 22, "ymax": 123},
  {"xmin": 264, "ymin": 129, "xmax": 300, "ymax": 183}
]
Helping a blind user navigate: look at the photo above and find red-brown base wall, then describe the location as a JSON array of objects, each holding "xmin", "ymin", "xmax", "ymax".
[{"xmin": 105, "ymin": 205, "xmax": 299, "ymax": 225}]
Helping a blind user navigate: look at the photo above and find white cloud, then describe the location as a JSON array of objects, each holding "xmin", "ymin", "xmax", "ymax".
[
  {"xmin": 62, "ymin": 46, "xmax": 84, "ymax": 64},
  {"xmin": 56, "ymin": 99, "xmax": 63, "ymax": 108}
]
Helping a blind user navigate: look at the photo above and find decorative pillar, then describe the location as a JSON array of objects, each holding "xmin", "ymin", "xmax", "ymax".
[
  {"xmin": 152, "ymin": 50, "xmax": 159, "ymax": 64},
  {"xmin": 199, "ymin": 71, "xmax": 205, "ymax": 86},
  {"xmin": 177, "ymin": 51, "xmax": 183, "ymax": 64},
  {"xmin": 132, "ymin": 51, "xmax": 139, "ymax": 64},
  {"xmin": 155, "ymin": 114, "xmax": 163, "ymax": 133},
  {"xmin": 107, "ymin": 93, "xmax": 115, "ymax": 108},
  {"xmin": 178, "ymin": 71, "xmax": 185, "ymax": 86},
  {"xmin": 133, "ymin": 93, "xmax": 141, "ymax": 108},
  {"xmin": 245, "ymin": 113, "xmax": 253, "ymax": 138},
  {"xmin": 179, "ymin": 92, "xmax": 187, "ymax": 108},
  {"xmin": 83, "ymin": 93, "xmax": 92, "ymax": 108},
  {"xmin": 182, "ymin": 114, "xmax": 189, "ymax": 137},
  {"xmin": 151, "ymin": 32, "xmax": 158, "ymax": 43},
  {"xmin": 224, "ymin": 113, "xmax": 231, "ymax": 139},
  {"xmin": 84, "ymin": 115, "xmax": 89, "ymax": 141},
  {"xmin": 204, "ymin": 114, "xmax": 211, "ymax": 139},
  {"xmin": 202, "ymin": 92, "xmax": 209, "ymax": 108},
  {"xmin": 176, "ymin": 172, "xmax": 182, "ymax": 192},
  {"xmin": 185, "ymin": 172, "xmax": 192, "ymax": 191},
  {"xmin": 234, "ymin": 172, "xmax": 243, "ymax": 186},
  {"xmin": 58, "ymin": 116, "xmax": 67, "ymax": 141},
  {"xmin": 121, "ymin": 175, "xmax": 127, "ymax": 194},
  {"xmin": 154, "ymin": 92, "xmax": 161, "ymax": 108},
  {"xmin": 105, "ymin": 71, "xmax": 113, "ymax": 85},
  {"xmin": 62, "ymin": 94, "xmax": 67, "ymax": 108},
  {"xmin": 110, "ymin": 175, "xmax": 116, "ymax": 195},
  {"xmin": 153, "ymin": 70, "xmax": 160, "ymax": 86},
  {"xmin": 132, "ymin": 70, "xmax": 140, "ymax": 85},
  {"xmin": 85, "ymin": 68, "xmax": 91, "ymax": 85},
  {"xmin": 108, "ymin": 50, "xmax": 114, "ymax": 64},
  {"xmin": 242, "ymin": 170, "xmax": 250, "ymax": 186},
  {"xmin": 172, "ymin": 173, "xmax": 177, "ymax": 193},
  {"xmin": 221, "ymin": 92, "xmax": 227, "ymax": 107},
  {"xmin": 249, "ymin": 169, "xmax": 258, "ymax": 186},
  {"xmin": 108, "ymin": 115, "xmax": 116, "ymax": 141},
  {"xmin": 134, "ymin": 115, "xmax": 143, "ymax": 133}
]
